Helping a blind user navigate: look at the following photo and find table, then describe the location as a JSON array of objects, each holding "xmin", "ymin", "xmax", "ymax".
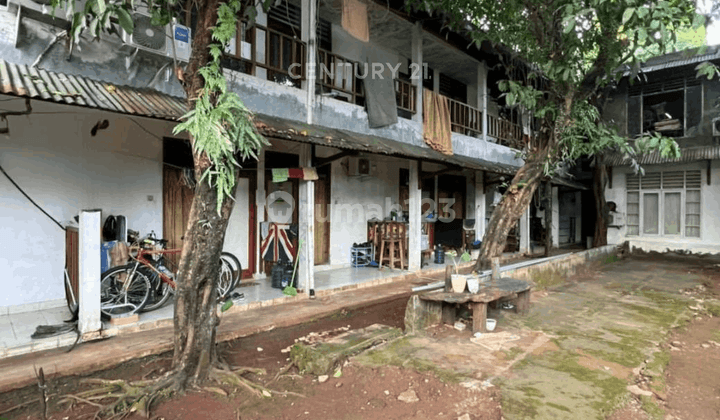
[{"xmin": 419, "ymin": 277, "xmax": 531, "ymax": 333}]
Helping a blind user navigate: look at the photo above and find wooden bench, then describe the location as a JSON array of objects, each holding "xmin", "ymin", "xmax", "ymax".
[{"xmin": 418, "ymin": 266, "xmax": 531, "ymax": 333}]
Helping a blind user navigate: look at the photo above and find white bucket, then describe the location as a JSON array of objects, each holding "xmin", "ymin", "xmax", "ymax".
[{"xmin": 486, "ymin": 318, "xmax": 497, "ymax": 332}]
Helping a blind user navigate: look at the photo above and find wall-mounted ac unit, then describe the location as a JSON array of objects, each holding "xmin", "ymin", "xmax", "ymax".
[
  {"xmin": 121, "ymin": 12, "xmax": 192, "ymax": 61},
  {"xmin": 348, "ymin": 157, "xmax": 371, "ymax": 176},
  {"xmin": 713, "ymin": 116, "xmax": 720, "ymax": 137}
]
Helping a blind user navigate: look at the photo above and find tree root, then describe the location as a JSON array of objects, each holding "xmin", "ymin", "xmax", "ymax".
[
  {"xmin": 59, "ymin": 377, "xmax": 177, "ymax": 419},
  {"xmin": 210, "ymin": 362, "xmax": 305, "ymax": 399}
]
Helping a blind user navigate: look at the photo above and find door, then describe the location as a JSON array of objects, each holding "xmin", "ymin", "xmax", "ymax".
[
  {"xmin": 163, "ymin": 165, "xmax": 195, "ymax": 268},
  {"xmin": 314, "ymin": 165, "xmax": 331, "ymax": 265},
  {"xmin": 224, "ymin": 171, "xmax": 257, "ymax": 278}
]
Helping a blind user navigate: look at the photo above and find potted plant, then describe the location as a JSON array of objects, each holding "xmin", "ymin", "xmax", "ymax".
[{"xmin": 446, "ymin": 250, "xmax": 471, "ymax": 293}]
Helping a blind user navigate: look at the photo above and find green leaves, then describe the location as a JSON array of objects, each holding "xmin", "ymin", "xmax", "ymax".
[
  {"xmin": 116, "ymin": 7, "xmax": 134, "ymax": 35},
  {"xmin": 696, "ymin": 62, "xmax": 720, "ymax": 80},
  {"xmin": 622, "ymin": 7, "xmax": 635, "ymax": 24}
]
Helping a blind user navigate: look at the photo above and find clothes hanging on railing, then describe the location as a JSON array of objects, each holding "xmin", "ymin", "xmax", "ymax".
[
  {"xmin": 341, "ymin": 0, "xmax": 369, "ymax": 42},
  {"xmin": 272, "ymin": 167, "xmax": 319, "ymax": 183},
  {"xmin": 363, "ymin": 45, "xmax": 398, "ymax": 128},
  {"xmin": 422, "ymin": 89, "xmax": 453, "ymax": 155}
]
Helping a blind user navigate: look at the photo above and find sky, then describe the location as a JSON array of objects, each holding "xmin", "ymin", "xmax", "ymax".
[{"xmin": 699, "ymin": 0, "xmax": 720, "ymax": 46}]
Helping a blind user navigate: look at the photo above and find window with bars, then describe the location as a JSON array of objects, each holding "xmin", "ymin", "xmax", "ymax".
[{"xmin": 626, "ymin": 170, "xmax": 701, "ymax": 238}]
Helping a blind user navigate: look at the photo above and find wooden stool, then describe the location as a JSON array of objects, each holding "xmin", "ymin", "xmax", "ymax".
[{"xmin": 378, "ymin": 222, "xmax": 406, "ymax": 269}]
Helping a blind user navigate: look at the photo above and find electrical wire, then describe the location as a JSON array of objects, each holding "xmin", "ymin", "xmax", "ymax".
[{"xmin": 0, "ymin": 164, "xmax": 66, "ymax": 231}]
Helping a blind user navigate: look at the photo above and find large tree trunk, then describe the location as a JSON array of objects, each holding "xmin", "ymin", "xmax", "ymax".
[
  {"xmin": 473, "ymin": 156, "xmax": 547, "ymax": 270},
  {"xmin": 593, "ymin": 158, "xmax": 608, "ymax": 247},
  {"xmin": 169, "ymin": 0, "xmax": 231, "ymax": 389}
]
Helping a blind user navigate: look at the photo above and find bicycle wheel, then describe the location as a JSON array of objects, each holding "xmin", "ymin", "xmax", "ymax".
[
  {"xmin": 141, "ymin": 269, "xmax": 174, "ymax": 312},
  {"xmin": 220, "ymin": 252, "xmax": 242, "ymax": 290},
  {"xmin": 100, "ymin": 265, "xmax": 151, "ymax": 317},
  {"xmin": 216, "ymin": 257, "xmax": 237, "ymax": 299}
]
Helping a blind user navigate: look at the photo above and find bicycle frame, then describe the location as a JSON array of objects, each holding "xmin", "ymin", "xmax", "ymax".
[{"xmin": 132, "ymin": 245, "xmax": 181, "ymax": 289}]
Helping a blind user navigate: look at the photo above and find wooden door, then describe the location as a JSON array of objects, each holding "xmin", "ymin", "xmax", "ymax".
[
  {"xmin": 314, "ymin": 170, "xmax": 331, "ymax": 265},
  {"xmin": 163, "ymin": 165, "xmax": 195, "ymax": 268}
]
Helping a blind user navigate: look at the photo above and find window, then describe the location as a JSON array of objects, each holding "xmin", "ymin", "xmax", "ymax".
[
  {"xmin": 627, "ymin": 74, "xmax": 702, "ymax": 138},
  {"xmin": 626, "ymin": 170, "xmax": 701, "ymax": 238}
]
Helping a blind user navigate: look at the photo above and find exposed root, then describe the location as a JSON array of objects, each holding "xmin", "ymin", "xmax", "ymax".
[
  {"xmin": 268, "ymin": 362, "xmax": 294, "ymax": 385},
  {"xmin": 59, "ymin": 377, "xmax": 177, "ymax": 419}
]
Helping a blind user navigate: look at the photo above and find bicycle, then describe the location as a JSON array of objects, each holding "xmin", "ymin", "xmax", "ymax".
[{"xmin": 99, "ymin": 233, "xmax": 242, "ymax": 316}]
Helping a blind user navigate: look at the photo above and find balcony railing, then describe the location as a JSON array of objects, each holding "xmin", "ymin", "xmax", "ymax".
[
  {"xmin": 488, "ymin": 114, "xmax": 525, "ymax": 149},
  {"xmin": 446, "ymin": 96, "xmax": 481, "ymax": 136},
  {"xmin": 395, "ymin": 79, "xmax": 416, "ymax": 114},
  {"xmin": 317, "ymin": 49, "xmax": 365, "ymax": 105}
]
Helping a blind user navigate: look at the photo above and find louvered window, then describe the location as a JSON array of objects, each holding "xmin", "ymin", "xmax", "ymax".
[{"xmin": 625, "ymin": 170, "xmax": 701, "ymax": 238}]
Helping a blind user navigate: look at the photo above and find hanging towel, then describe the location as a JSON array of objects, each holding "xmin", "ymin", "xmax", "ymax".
[
  {"xmin": 363, "ymin": 45, "xmax": 398, "ymax": 128},
  {"xmin": 422, "ymin": 89, "xmax": 453, "ymax": 155},
  {"xmin": 342, "ymin": 0, "xmax": 370, "ymax": 42},
  {"xmin": 288, "ymin": 168, "xmax": 304, "ymax": 179},
  {"xmin": 272, "ymin": 168, "xmax": 289, "ymax": 183},
  {"xmin": 302, "ymin": 167, "xmax": 319, "ymax": 180}
]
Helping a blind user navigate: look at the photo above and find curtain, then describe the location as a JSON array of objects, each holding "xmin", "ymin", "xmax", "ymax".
[
  {"xmin": 342, "ymin": 0, "xmax": 369, "ymax": 42},
  {"xmin": 422, "ymin": 89, "xmax": 453, "ymax": 155},
  {"xmin": 643, "ymin": 193, "xmax": 659, "ymax": 234},
  {"xmin": 664, "ymin": 192, "xmax": 681, "ymax": 235}
]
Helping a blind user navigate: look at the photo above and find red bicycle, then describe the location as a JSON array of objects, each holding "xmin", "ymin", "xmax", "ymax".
[{"xmin": 99, "ymin": 234, "xmax": 241, "ymax": 317}]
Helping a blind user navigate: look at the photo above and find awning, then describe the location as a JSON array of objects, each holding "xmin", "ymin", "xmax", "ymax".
[{"xmin": 604, "ymin": 145, "xmax": 720, "ymax": 167}]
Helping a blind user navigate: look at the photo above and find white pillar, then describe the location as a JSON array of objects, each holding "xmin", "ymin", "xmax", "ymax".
[
  {"xmin": 411, "ymin": 22, "xmax": 423, "ymax": 123},
  {"xmin": 519, "ymin": 206, "xmax": 530, "ymax": 253},
  {"xmin": 302, "ymin": 0, "xmax": 317, "ymax": 124},
  {"xmin": 79, "ymin": 210, "xmax": 101, "ymax": 334},
  {"xmin": 551, "ymin": 186, "xmax": 559, "ymax": 247},
  {"xmin": 479, "ymin": 62, "xmax": 488, "ymax": 142},
  {"xmin": 474, "ymin": 171, "xmax": 485, "ymax": 242},
  {"xmin": 255, "ymin": 148, "xmax": 266, "ymax": 277},
  {"xmin": 298, "ymin": 144, "xmax": 315, "ymax": 293},
  {"xmin": 408, "ymin": 160, "xmax": 421, "ymax": 271}
]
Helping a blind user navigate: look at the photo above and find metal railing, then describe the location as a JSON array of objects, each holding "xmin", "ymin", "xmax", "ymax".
[
  {"xmin": 446, "ymin": 96, "xmax": 482, "ymax": 136},
  {"xmin": 317, "ymin": 49, "xmax": 364, "ymax": 104},
  {"xmin": 395, "ymin": 79, "xmax": 416, "ymax": 114},
  {"xmin": 488, "ymin": 113, "xmax": 525, "ymax": 148}
]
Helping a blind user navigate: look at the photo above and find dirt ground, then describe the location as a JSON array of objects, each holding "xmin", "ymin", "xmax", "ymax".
[{"xmin": 3, "ymin": 252, "xmax": 720, "ymax": 420}]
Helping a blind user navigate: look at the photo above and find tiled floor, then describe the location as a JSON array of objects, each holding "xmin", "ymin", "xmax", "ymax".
[{"xmin": 0, "ymin": 261, "xmax": 450, "ymax": 359}]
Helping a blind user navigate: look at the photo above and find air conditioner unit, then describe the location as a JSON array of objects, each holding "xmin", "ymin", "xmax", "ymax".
[
  {"xmin": 348, "ymin": 157, "xmax": 371, "ymax": 176},
  {"xmin": 713, "ymin": 116, "xmax": 720, "ymax": 137},
  {"xmin": 121, "ymin": 12, "xmax": 192, "ymax": 62}
]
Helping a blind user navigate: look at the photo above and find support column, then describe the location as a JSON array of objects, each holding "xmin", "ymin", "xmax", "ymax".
[
  {"xmin": 255, "ymin": 148, "xmax": 266, "ymax": 277},
  {"xmin": 79, "ymin": 210, "xmax": 101, "ymax": 335},
  {"xmin": 575, "ymin": 191, "xmax": 582, "ymax": 245},
  {"xmin": 479, "ymin": 62, "xmax": 488, "ymax": 142},
  {"xmin": 474, "ymin": 171, "xmax": 485, "ymax": 242},
  {"xmin": 411, "ymin": 22, "xmax": 423, "ymax": 124},
  {"xmin": 551, "ymin": 186, "xmax": 559, "ymax": 248},
  {"xmin": 519, "ymin": 206, "xmax": 530, "ymax": 254},
  {"xmin": 298, "ymin": 144, "xmax": 315, "ymax": 294},
  {"xmin": 408, "ymin": 160, "xmax": 421, "ymax": 271},
  {"xmin": 302, "ymin": 0, "xmax": 317, "ymax": 124}
]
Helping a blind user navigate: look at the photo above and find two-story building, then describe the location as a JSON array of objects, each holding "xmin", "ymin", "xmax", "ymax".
[
  {"xmin": 602, "ymin": 46, "xmax": 720, "ymax": 255},
  {"xmin": 0, "ymin": 0, "xmax": 587, "ymax": 348}
]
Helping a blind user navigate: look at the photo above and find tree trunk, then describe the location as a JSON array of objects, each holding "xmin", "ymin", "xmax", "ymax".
[
  {"xmin": 169, "ymin": 0, "xmax": 231, "ymax": 389},
  {"xmin": 593, "ymin": 158, "xmax": 608, "ymax": 247},
  {"xmin": 473, "ymin": 156, "xmax": 547, "ymax": 271}
]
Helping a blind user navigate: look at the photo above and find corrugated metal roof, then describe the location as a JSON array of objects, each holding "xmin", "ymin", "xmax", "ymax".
[
  {"xmin": 0, "ymin": 60, "xmax": 187, "ymax": 120},
  {"xmin": 622, "ymin": 46, "xmax": 720, "ymax": 76},
  {"xmin": 604, "ymin": 145, "xmax": 720, "ymax": 167}
]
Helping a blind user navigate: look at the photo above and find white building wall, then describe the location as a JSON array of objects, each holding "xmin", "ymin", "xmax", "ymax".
[
  {"xmin": 605, "ymin": 161, "xmax": 720, "ymax": 254},
  {"xmin": 0, "ymin": 101, "xmax": 167, "ymax": 311},
  {"xmin": 328, "ymin": 155, "xmax": 405, "ymax": 267}
]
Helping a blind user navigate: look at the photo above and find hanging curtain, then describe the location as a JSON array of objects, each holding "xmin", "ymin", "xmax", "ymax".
[
  {"xmin": 423, "ymin": 89, "xmax": 453, "ymax": 155},
  {"xmin": 342, "ymin": 0, "xmax": 370, "ymax": 42}
]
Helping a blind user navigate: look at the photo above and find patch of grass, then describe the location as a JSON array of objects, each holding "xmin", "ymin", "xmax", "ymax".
[
  {"xmin": 356, "ymin": 337, "xmax": 463, "ymax": 383},
  {"xmin": 502, "ymin": 346, "xmax": 525, "ymax": 361},
  {"xmin": 604, "ymin": 255, "xmax": 618, "ymax": 264},
  {"xmin": 712, "ymin": 330, "xmax": 720, "ymax": 342},
  {"xmin": 640, "ymin": 395, "xmax": 665, "ymax": 420},
  {"xmin": 706, "ymin": 303, "xmax": 720, "ymax": 317},
  {"xmin": 546, "ymin": 402, "xmax": 572, "ymax": 412},
  {"xmin": 517, "ymin": 385, "xmax": 544, "ymax": 398},
  {"xmin": 501, "ymin": 395, "xmax": 542, "ymax": 419}
]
